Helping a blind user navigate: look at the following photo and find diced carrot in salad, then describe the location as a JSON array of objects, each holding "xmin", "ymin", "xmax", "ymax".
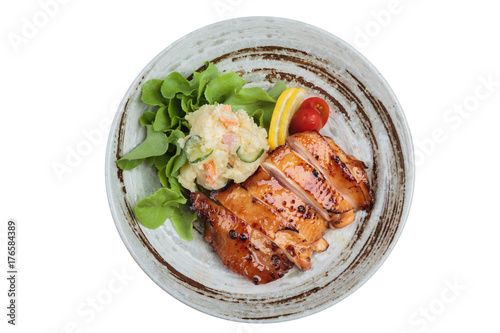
[
  {"xmin": 204, "ymin": 161, "xmax": 217, "ymax": 186},
  {"xmin": 220, "ymin": 105, "xmax": 239, "ymax": 127}
]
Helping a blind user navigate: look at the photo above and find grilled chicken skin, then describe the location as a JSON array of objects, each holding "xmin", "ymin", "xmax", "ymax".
[
  {"xmin": 190, "ymin": 191, "xmax": 293, "ymax": 284},
  {"xmin": 287, "ymin": 131, "xmax": 372, "ymax": 210},
  {"xmin": 212, "ymin": 183, "xmax": 320, "ymax": 270},
  {"xmin": 263, "ymin": 143, "xmax": 353, "ymax": 221},
  {"xmin": 211, "ymin": 183, "xmax": 283, "ymax": 239},
  {"xmin": 243, "ymin": 167, "xmax": 329, "ymax": 245},
  {"xmin": 323, "ymin": 136, "xmax": 374, "ymax": 209}
]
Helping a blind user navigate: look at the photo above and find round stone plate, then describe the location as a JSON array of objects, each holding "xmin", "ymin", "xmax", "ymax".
[{"xmin": 105, "ymin": 16, "xmax": 414, "ymax": 322}]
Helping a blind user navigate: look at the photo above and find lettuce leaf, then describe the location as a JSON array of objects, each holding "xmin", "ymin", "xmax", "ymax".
[
  {"xmin": 117, "ymin": 125, "xmax": 169, "ymax": 160},
  {"xmin": 116, "ymin": 125, "xmax": 169, "ymax": 169},
  {"xmin": 191, "ymin": 62, "xmax": 218, "ymax": 104},
  {"xmin": 170, "ymin": 205, "xmax": 198, "ymax": 241},
  {"xmin": 153, "ymin": 106, "xmax": 171, "ymax": 132},
  {"xmin": 116, "ymin": 158, "xmax": 144, "ymax": 171},
  {"xmin": 161, "ymin": 72, "xmax": 193, "ymax": 99},
  {"xmin": 205, "ymin": 72, "xmax": 247, "ymax": 104},
  {"xmin": 139, "ymin": 111, "xmax": 157, "ymax": 126},
  {"xmin": 141, "ymin": 79, "xmax": 167, "ymax": 106},
  {"xmin": 134, "ymin": 188, "xmax": 187, "ymax": 229},
  {"xmin": 224, "ymin": 82, "xmax": 287, "ymax": 130}
]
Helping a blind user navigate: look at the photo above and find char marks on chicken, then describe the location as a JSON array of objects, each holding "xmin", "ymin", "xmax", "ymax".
[
  {"xmin": 263, "ymin": 143, "xmax": 353, "ymax": 221},
  {"xmin": 243, "ymin": 167, "xmax": 329, "ymax": 245},
  {"xmin": 323, "ymin": 136, "xmax": 374, "ymax": 209},
  {"xmin": 286, "ymin": 131, "xmax": 372, "ymax": 210},
  {"xmin": 191, "ymin": 191, "xmax": 293, "ymax": 284},
  {"xmin": 212, "ymin": 183, "xmax": 317, "ymax": 270},
  {"xmin": 189, "ymin": 131, "xmax": 374, "ymax": 284}
]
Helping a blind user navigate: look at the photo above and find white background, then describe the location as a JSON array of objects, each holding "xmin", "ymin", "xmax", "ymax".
[{"xmin": 1, "ymin": 0, "xmax": 499, "ymax": 332}]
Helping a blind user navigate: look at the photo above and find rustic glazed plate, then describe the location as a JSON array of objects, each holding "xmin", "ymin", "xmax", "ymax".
[{"xmin": 105, "ymin": 17, "xmax": 414, "ymax": 322}]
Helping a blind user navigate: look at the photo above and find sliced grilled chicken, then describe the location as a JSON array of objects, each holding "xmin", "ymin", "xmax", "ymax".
[
  {"xmin": 242, "ymin": 167, "xmax": 329, "ymax": 244},
  {"xmin": 329, "ymin": 211, "xmax": 355, "ymax": 229},
  {"xmin": 211, "ymin": 183, "xmax": 283, "ymax": 239},
  {"xmin": 263, "ymin": 144, "xmax": 353, "ymax": 221},
  {"xmin": 191, "ymin": 191, "xmax": 293, "ymax": 284},
  {"xmin": 312, "ymin": 238, "xmax": 329, "ymax": 252},
  {"xmin": 190, "ymin": 132, "xmax": 374, "ymax": 283},
  {"xmin": 287, "ymin": 131, "xmax": 371, "ymax": 210},
  {"xmin": 324, "ymin": 136, "xmax": 374, "ymax": 209},
  {"xmin": 213, "ymin": 184, "xmax": 317, "ymax": 270},
  {"xmin": 273, "ymin": 230, "xmax": 314, "ymax": 270}
]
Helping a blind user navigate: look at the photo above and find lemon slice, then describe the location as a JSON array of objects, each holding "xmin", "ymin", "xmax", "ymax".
[{"xmin": 268, "ymin": 87, "xmax": 306, "ymax": 150}]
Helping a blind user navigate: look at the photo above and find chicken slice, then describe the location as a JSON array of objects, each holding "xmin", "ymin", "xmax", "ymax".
[
  {"xmin": 324, "ymin": 136, "xmax": 374, "ymax": 209},
  {"xmin": 312, "ymin": 238, "xmax": 329, "ymax": 252},
  {"xmin": 211, "ymin": 183, "xmax": 283, "ymax": 239},
  {"xmin": 263, "ymin": 144, "xmax": 353, "ymax": 221},
  {"xmin": 212, "ymin": 183, "xmax": 315, "ymax": 270},
  {"xmin": 329, "ymin": 211, "xmax": 355, "ymax": 229},
  {"xmin": 190, "ymin": 191, "xmax": 293, "ymax": 284},
  {"xmin": 287, "ymin": 131, "xmax": 372, "ymax": 210},
  {"xmin": 243, "ymin": 167, "xmax": 329, "ymax": 244},
  {"xmin": 273, "ymin": 230, "xmax": 314, "ymax": 270}
]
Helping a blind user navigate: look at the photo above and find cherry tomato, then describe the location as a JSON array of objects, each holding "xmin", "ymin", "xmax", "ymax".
[
  {"xmin": 300, "ymin": 97, "xmax": 330, "ymax": 126},
  {"xmin": 289, "ymin": 108, "xmax": 323, "ymax": 134}
]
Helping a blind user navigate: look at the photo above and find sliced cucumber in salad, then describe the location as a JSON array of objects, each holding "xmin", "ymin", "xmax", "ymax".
[
  {"xmin": 236, "ymin": 146, "xmax": 265, "ymax": 163},
  {"xmin": 184, "ymin": 135, "xmax": 213, "ymax": 164}
]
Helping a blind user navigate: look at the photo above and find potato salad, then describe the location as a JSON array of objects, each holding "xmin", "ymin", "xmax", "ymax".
[{"xmin": 178, "ymin": 104, "xmax": 268, "ymax": 192}]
